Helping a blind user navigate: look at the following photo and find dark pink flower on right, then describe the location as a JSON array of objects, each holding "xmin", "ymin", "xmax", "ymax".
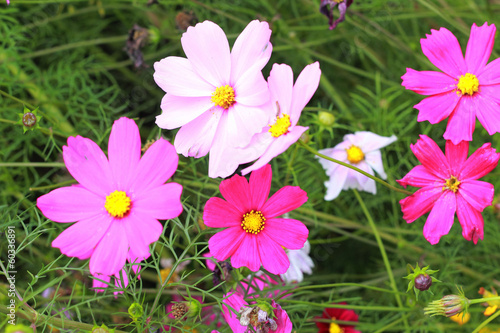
[
  {"xmin": 397, "ymin": 135, "xmax": 500, "ymax": 245},
  {"xmin": 402, "ymin": 23, "xmax": 500, "ymax": 144}
]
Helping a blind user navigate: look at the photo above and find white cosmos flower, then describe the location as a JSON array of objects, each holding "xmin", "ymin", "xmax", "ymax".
[
  {"xmin": 280, "ymin": 240, "xmax": 314, "ymax": 283},
  {"xmin": 317, "ymin": 131, "xmax": 397, "ymax": 200}
]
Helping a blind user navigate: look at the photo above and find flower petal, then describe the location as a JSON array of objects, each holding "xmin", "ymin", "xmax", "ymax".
[
  {"xmin": 203, "ymin": 197, "xmax": 242, "ymax": 228},
  {"xmin": 420, "ymin": 27, "xmax": 466, "ymax": 77},
  {"xmin": 397, "ymin": 165, "xmax": 442, "ymax": 188},
  {"xmin": 460, "ymin": 142, "xmax": 500, "ymax": 180},
  {"xmin": 290, "ymin": 62, "xmax": 321, "ymax": 124},
  {"xmin": 134, "ymin": 183, "xmax": 183, "ymax": 220},
  {"xmin": 249, "ymin": 164, "xmax": 272, "ymax": 210},
  {"xmin": 478, "ymin": 58, "xmax": 500, "ymax": 85},
  {"xmin": 444, "ymin": 95, "xmax": 476, "ymax": 144},
  {"xmin": 268, "ymin": 63, "xmax": 294, "ymax": 117},
  {"xmin": 37, "ymin": 186, "xmax": 104, "ymax": 222},
  {"xmin": 222, "ymin": 293, "xmax": 248, "ymax": 333},
  {"xmin": 257, "ymin": 232, "xmax": 289, "ymax": 274},
  {"xmin": 156, "ymin": 94, "xmax": 214, "ymax": 130},
  {"xmin": 322, "ymin": 164, "xmax": 349, "ymax": 201},
  {"xmin": 465, "ymin": 23, "xmax": 496, "ymax": 74},
  {"xmin": 456, "ymin": 194, "xmax": 484, "ymax": 244},
  {"xmin": 402, "ymin": 69, "xmax": 457, "ymax": 95},
  {"xmin": 346, "ymin": 131, "xmax": 397, "ymax": 153},
  {"xmin": 225, "ymin": 102, "xmax": 271, "ymax": 148},
  {"xmin": 459, "ymin": 180, "xmax": 494, "ymax": 211},
  {"xmin": 422, "ymin": 190, "xmax": 456, "ymax": 245},
  {"xmin": 230, "ymin": 235, "xmax": 261, "ymax": 272},
  {"xmin": 52, "ymin": 213, "xmax": 112, "ymax": 259},
  {"xmin": 208, "ymin": 227, "xmax": 246, "ymax": 261},
  {"xmin": 262, "ymin": 218, "xmax": 308, "ymax": 250},
  {"xmin": 445, "ymin": 140, "xmax": 469, "ymax": 176},
  {"xmin": 365, "ymin": 150, "xmax": 387, "ymax": 179},
  {"xmin": 181, "ymin": 21, "xmax": 231, "ymax": 87},
  {"xmin": 410, "ymin": 135, "xmax": 449, "ymax": 179},
  {"xmin": 89, "ymin": 219, "xmax": 129, "ymax": 275},
  {"xmin": 414, "ymin": 91, "xmax": 460, "ymax": 124},
  {"xmin": 261, "ymin": 186, "xmax": 308, "ymax": 218},
  {"xmin": 474, "ymin": 93, "xmax": 500, "ymax": 136},
  {"xmin": 399, "ymin": 186, "xmax": 443, "ymax": 223},
  {"xmin": 352, "ymin": 161, "xmax": 376, "ymax": 194},
  {"xmin": 122, "ymin": 212, "xmax": 163, "ymax": 262},
  {"xmin": 219, "ymin": 172, "xmax": 252, "ymax": 212}
]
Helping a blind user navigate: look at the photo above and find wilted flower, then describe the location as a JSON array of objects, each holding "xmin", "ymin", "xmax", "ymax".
[
  {"xmin": 320, "ymin": 0, "xmax": 354, "ymax": 30},
  {"xmin": 424, "ymin": 293, "xmax": 470, "ymax": 317},
  {"xmin": 449, "ymin": 312, "xmax": 470, "ymax": 325},
  {"xmin": 479, "ymin": 287, "xmax": 500, "ymax": 316}
]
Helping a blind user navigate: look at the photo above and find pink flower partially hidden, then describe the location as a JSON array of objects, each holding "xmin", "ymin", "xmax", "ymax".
[
  {"xmin": 37, "ymin": 117, "xmax": 183, "ymax": 283},
  {"xmin": 402, "ymin": 22, "xmax": 500, "ymax": 144},
  {"xmin": 397, "ymin": 135, "xmax": 500, "ymax": 244},
  {"xmin": 154, "ymin": 20, "xmax": 273, "ymax": 178},
  {"xmin": 204, "ymin": 164, "xmax": 309, "ymax": 274}
]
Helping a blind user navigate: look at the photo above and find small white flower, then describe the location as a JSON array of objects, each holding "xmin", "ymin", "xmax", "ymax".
[
  {"xmin": 317, "ymin": 131, "xmax": 397, "ymax": 200},
  {"xmin": 280, "ymin": 240, "xmax": 314, "ymax": 283}
]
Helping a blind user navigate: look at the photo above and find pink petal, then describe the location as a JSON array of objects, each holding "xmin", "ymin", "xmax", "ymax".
[
  {"xmin": 230, "ymin": 235, "xmax": 261, "ymax": 272},
  {"xmin": 219, "ymin": 172, "xmax": 252, "ymax": 213},
  {"xmin": 474, "ymin": 93, "xmax": 500, "ymax": 136},
  {"xmin": 347, "ymin": 131, "xmax": 397, "ymax": 153},
  {"xmin": 208, "ymin": 227, "xmax": 246, "ymax": 261},
  {"xmin": 465, "ymin": 23, "xmax": 496, "ymax": 74},
  {"xmin": 92, "ymin": 274, "xmax": 111, "ymax": 292},
  {"xmin": 225, "ymin": 102, "xmax": 271, "ymax": 148},
  {"xmin": 397, "ymin": 165, "xmax": 442, "ymax": 188},
  {"xmin": 364, "ymin": 150, "xmax": 387, "ymax": 179},
  {"xmin": 123, "ymin": 212, "xmax": 163, "ymax": 262},
  {"xmin": 233, "ymin": 65, "xmax": 271, "ymax": 107},
  {"xmin": 203, "ymin": 197, "xmax": 242, "ymax": 228},
  {"xmin": 290, "ymin": 62, "xmax": 321, "ymax": 124},
  {"xmin": 401, "ymin": 69, "xmax": 456, "ymax": 95},
  {"xmin": 268, "ymin": 63, "xmax": 294, "ymax": 117},
  {"xmin": 249, "ymin": 164, "xmax": 272, "ymax": 209},
  {"xmin": 414, "ymin": 91, "xmax": 460, "ymax": 124},
  {"xmin": 352, "ymin": 161, "xmax": 376, "ymax": 194},
  {"xmin": 445, "ymin": 140, "xmax": 468, "ymax": 176},
  {"xmin": 399, "ymin": 186, "xmax": 443, "ymax": 223},
  {"xmin": 52, "ymin": 213, "xmax": 112, "ymax": 259},
  {"xmin": 207, "ymin": 112, "xmax": 240, "ymax": 178},
  {"xmin": 478, "ymin": 58, "xmax": 500, "ymax": 85},
  {"xmin": 89, "ymin": 220, "xmax": 129, "ymax": 275},
  {"xmin": 63, "ymin": 136, "xmax": 113, "ymax": 196},
  {"xmin": 156, "ymin": 94, "xmax": 214, "ymax": 130},
  {"xmin": 108, "ymin": 118, "xmax": 141, "ymax": 191},
  {"xmin": 322, "ymin": 164, "xmax": 349, "ymax": 201},
  {"xmin": 456, "ymin": 194, "xmax": 484, "ymax": 244},
  {"xmin": 257, "ymin": 232, "xmax": 289, "ymax": 274},
  {"xmin": 230, "ymin": 20, "xmax": 272, "ymax": 84},
  {"xmin": 458, "ymin": 180, "xmax": 494, "ymax": 211},
  {"xmin": 444, "ymin": 95, "xmax": 476, "ymax": 144},
  {"xmin": 272, "ymin": 302, "xmax": 293, "ymax": 333},
  {"xmin": 153, "ymin": 56, "xmax": 214, "ymax": 97},
  {"xmin": 130, "ymin": 138, "xmax": 178, "ymax": 194},
  {"xmin": 37, "ymin": 186, "xmax": 104, "ymax": 222},
  {"xmin": 181, "ymin": 21, "xmax": 231, "ymax": 87},
  {"xmin": 422, "ymin": 190, "xmax": 457, "ymax": 245},
  {"xmin": 134, "ymin": 183, "xmax": 183, "ymax": 220},
  {"xmin": 222, "ymin": 293, "xmax": 248, "ymax": 333},
  {"xmin": 262, "ymin": 218, "xmax": 308, "ymax": 250},
  {"xmin": 261, "ymin": 186, "xmax": 307, "ymax": 218},
  {"xmin": 420, "ymin": 27, "xmax": 466, "ymax": 77},
  {"xmin": 460, "ymin": 142, "xmax": 500, "ymax": 180},
  {"xmin": 410, "ymin": 135, "xmax": 449, "ymax": 179}
]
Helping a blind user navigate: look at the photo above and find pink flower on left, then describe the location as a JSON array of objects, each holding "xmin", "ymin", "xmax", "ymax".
[{"xmin": 37, "ymin": 117, "xmax": 183, "ymax": 289}]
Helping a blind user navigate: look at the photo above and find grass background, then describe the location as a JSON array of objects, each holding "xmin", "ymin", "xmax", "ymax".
[{"xmin": 2, "ymin": 0, "xmax": 500, "ymax": 332}]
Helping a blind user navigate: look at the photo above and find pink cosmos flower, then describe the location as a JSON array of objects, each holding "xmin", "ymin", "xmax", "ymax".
[
  {"xmin": 397, "ymin": 135, "xmax": 500, "ymax": 244},
  {"xmin": 154, "ymin": 20, "xmax": 273, "ymax": 178},
  {"xmin": 402, "ymin": 22, "xmax": 500, "ymax": 144},
  {"xmin": 37, "ymin": 117, "xmax": 183, "ymax": 281},
  {"xmin": 204, "ymin": 164, "xmax": 309, "ymax": 274},
  {"xmin": 236, "ymin": 62, "xmax": 321, "ymax": 175}
]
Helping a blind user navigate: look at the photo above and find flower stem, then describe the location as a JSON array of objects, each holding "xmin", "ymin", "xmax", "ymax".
[
  {"xmin": 472, "ymin": 306, "xmax": 500, "ymax": 333},
  {"xmin": 298, "ymin": 139, "xmax": 412, "ymax": 195}
]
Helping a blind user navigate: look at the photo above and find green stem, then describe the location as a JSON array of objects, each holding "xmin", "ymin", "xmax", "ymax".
[
  {"xmin": 298, "ymin": 139, "xmax": 412, "ymax": 195},
  {"xmin": 470, "ymin": 296, "xmax": 500, "ymax": 305},
  {"xmin": 472, "ymin": 307, "xmax": 500, "ymax": 333},
  {"xmin": 275, "ymin": 283, "xmax": 404, "ymax": 300},
  {"xmin": 30, "ymin": 179, "xmax": 77, "ymax": 191},
  {"xmin": 0, "ymin": 162, "xmax": 65, "ymax": 168},
  {"xmin": 0, "ymin": 89, "xmax": 36, "ymax": 109},
  {"xmin": 278, "ymin": 300, "xmax": 412, "ymax": 312}
]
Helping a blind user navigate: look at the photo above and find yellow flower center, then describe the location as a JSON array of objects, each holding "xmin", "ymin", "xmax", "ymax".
[
  {"xmin": 329, "ymin": 321, "xmax": 344, "ymax": 333},
  {"xmin": 346, "ymin": 145, "xmax": 364, "ymax": 164},
  {"xmin": 211, "ymin": 85, "xmax": 235, "ymax": 109},
  {"xmin": 457, "ymin": 73, "xmax": 479, "ymax": 96},
  {"xmin": 104, "ymin": 190, "xmax": 131, "ymax": 218},
  {"xmin": 268, "ymin": 114, "xmax": 291, "ymax": 138},
  {"xmin": 443, "ymin": 176, "xmax": 461, "ymax": 193},
  {"xmin": 241, "ymin": 210, "xmax": 266, "ymax": 234}
]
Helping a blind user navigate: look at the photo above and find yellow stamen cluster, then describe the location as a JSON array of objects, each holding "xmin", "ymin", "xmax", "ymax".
[
  {"xmin": 443, "ymin": 176, "xmax": 461, "ymax": 193},
  {"xmin": 346, "ymin": 145, "xmax": 364, "ymax": 164},
  {"xmin": 104, "ymin": 190, "xmax": 131, "ymax": 218},
  {"xmin": 268, "ymin": 114, "xmax": 291, "ymax": 138},
  {"xmin": 241, "ymin": 210, "xmax": 266, "ymax": 234},
  {"xmin": 211, "ymin": 85, "xmax": 235, "ymax": 109},
  {"xmin": 457, "ymin": 73, "xmax": 479, "ymax": 96},
  {"xmin": 329, "ymin": 321, "xmax": 344, "ymax": 333}
]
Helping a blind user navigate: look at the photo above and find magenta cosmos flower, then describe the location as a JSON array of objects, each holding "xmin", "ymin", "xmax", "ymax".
[
  {"xmin": 204, "ymin": 164, "xmax": 309, "ymax": 274},
  {"xmin": 37, "ymin": 117, "xmax": 183, "ymax": 279},
  {"xmin": 402, "ymin": 22, "xmax": 500, "ymax": 144},
  {"xmin": 154, "ymin": 20, "xmax": 273, "ymax": 178},
  {"xmin": 397, "ymin": 135, "xmax": 499, "ymax": 244}
]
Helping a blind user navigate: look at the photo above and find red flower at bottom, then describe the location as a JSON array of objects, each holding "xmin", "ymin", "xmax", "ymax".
[{"xmin": 316, "ymin": 303, "xmax": 361, "ymax": 333}]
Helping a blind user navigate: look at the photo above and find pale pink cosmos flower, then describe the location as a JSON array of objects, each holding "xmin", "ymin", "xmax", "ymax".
[
  {"xmin": 235, "ymin": 62, "xmax": 321, "ymax": 175},
  {"xmin": 397, "ymin": 135, "xmax": 500, "ymax": 245},
  {"xmin": 204, "ymin": 164, "xmax": 309, "ymax": 275},
  {"xmin": 154, "ymin": 20, "xmax": 273, "ymax": 178},
  {"xmin": 37, "ymin": 117, "xmax": 183, "ymax": 283},
  {"xmin": 317, "ymin": 131, "xmax": 397, "ymax": 200},
  {"xmin": 281, "ymin": 240, "xmax": 314, "ymax": 283},
  {"xmin": 402, "ymin": 22, "xmax": 500, "ymax": 144}
]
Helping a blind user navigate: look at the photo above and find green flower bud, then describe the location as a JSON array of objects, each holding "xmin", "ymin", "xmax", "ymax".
[
  {"xmin": 128, "ymin": 302, "xmax": 143, "ymax": 321},
  {"xmin": 425, "ymin": 293, "xmax": 470, "ymax": 317},
  {"xmin": 17, "ymin": 106, "xmax": 42, "ymax": 134},
  {"xmin": 318, "ymin": 111, "xmax": 335, "ymax": 127},
  {"xmin": 90, "ymin": 324, "xmax": 115, "ymax": 333},
  {"xmin": 6, "ymin": 324, "xmax": 33, "ymax": 333}
]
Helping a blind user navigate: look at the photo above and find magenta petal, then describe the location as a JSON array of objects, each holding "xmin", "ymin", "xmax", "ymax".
[
  {"xmin": 208, "ymin": 227, "xmax": 246, "ymax": 261},
  {"xmin": 37, "ymin": 186, "xmax": 104, "ymax": 222},
  {"xmin": 458, "ymin": 180, "xmax": 494, "ymax": 211},
  {"xmin": 130, "ymin": 138, "xmax": 178, "ymax": 194},
  {"xmin": 444, "ymin": 96, "xmax": 476, "ymax": 144},
  {"xmin": 445, "ymin": 140, "xmax": 468, "ymax": 176},
  {"xmin": 478, "ymin": 58, "xmax": 500, "ymax": 85},
  {"xmin": 89, "ymin": 220, "xmax": 129, "ymax": 275},
  {"xmin": 108, "ymin": 118, "xmax": 141, "ymax": 190},
  {"xmin": 474, "ymin": 93, "xmax": 500, "ymax": 136},
  {"xmin": 222, "ymin": 293, "xmax": 248, "ymax": 333},
  {"xmin": 263, "ymin": 218, "xmax": 308, "ymax": 250},
  {"xmin": 422, "ymin": 191, "xmax": 456, "ymax": 245},
  {"xmin": 262, "ymin": 186, "xmax": 307, "ymax": 218},
  {"xmin": 290, "ymin": 62, "xmax": 321, "ymax": 124},
  {"xmin": 219, "ymin": 173, "xmax": 252, "ymax": 213},
  {"xmin": 399, "ymin": 186, "xmax": 442, "ymax": 223},
  {"xmin": 52, "ymin": 213, "xmax": 112, "ymax": 260},
  {"xmin": 134, "ymin": 183, "xmax": 183, "ymax": 220},
  {"xmin": 156, "ymin": 94, "xmax": 213, "ymax": 130},
  {"xmin": 397, "ymin": 165, "xmax": 441, "ymax": 188},
  {"xmin": 456, "ymin": 194, "xmax": 484, "ymax": 244},
  {"xmin": 402, "ymin": 69, "xmax": 456, "ymax": 95},
  {"xmin": 257, "ymin": 233, "xmax": 289, "ymax": 274},
  {"xmin": 414, "ymin": 91, "xmax": 460, "ymax": 124},
  {"xmin": 203, "ymin": 197, "xmax": 242, "ymax": 228},
  {"xmin": 123, "ymin": 212, "xmax": 163, "ymax": 262},
  {"xmin": 411, "ymin": 135, "xmax": 449, "ymax": 179},
  {"xmin": 63, "ymin": 136, "xmax": 113, "ymax": 196},
  {"xmin": 465, "ymin": 23, "xmax": 496, "ymax": 74},
  {"xmin": 460, "ymin": 142, "xmax": 500, "ymax": 180},
  {"xmin": 249, "ymin": 164, "xmax": 272, "ymax": 210},
  {"xmin": 230, "ymin": 235, "xmax": 261, "ymax": 272},
  {"xmin": 420, "ymin": 27, "xmax": 466, "ymax": 77}
]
